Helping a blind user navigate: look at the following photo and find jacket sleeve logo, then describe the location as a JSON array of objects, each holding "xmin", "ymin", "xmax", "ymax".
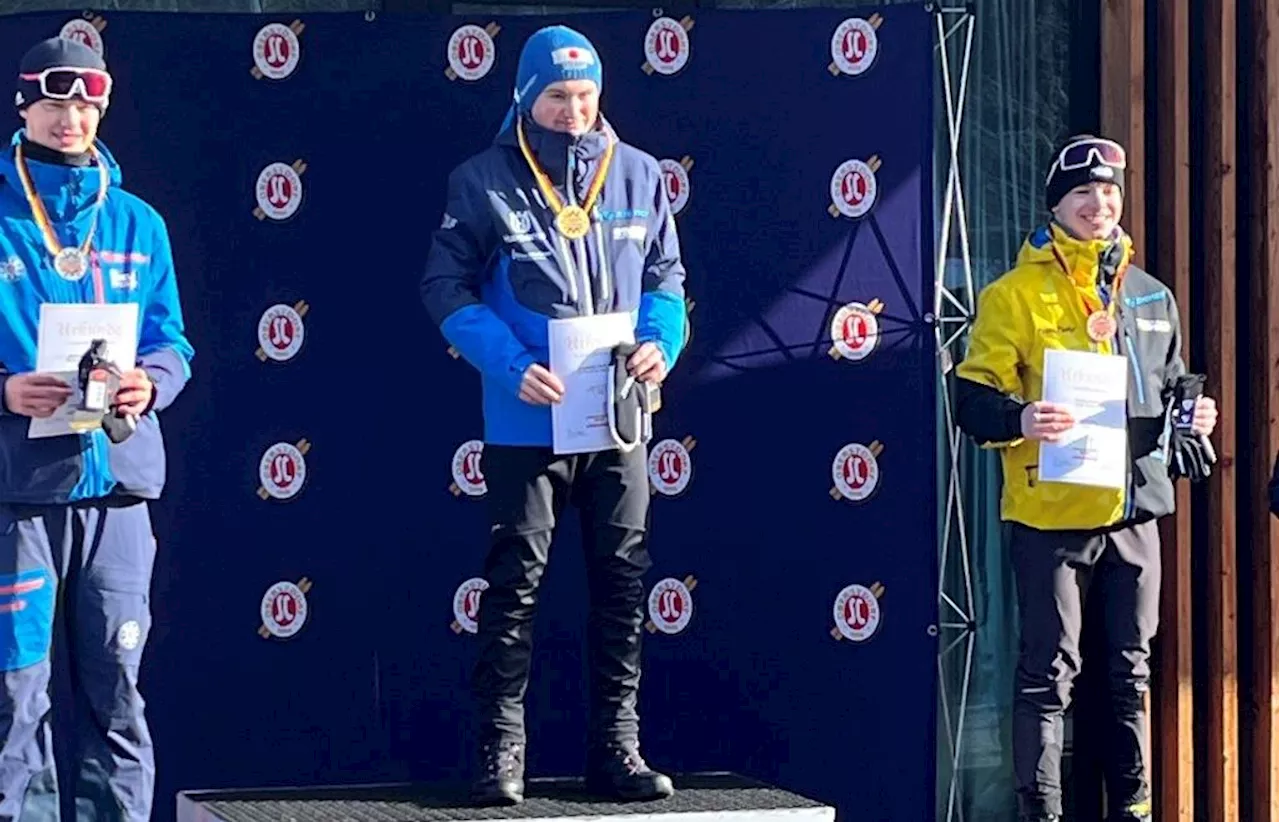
[{"xmin": 0, "ymin": 257, "xmax": 26, "ymax": 283}]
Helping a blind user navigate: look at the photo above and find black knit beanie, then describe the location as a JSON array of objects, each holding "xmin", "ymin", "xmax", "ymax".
[
  {"xmin": 15, "ymin": 37, "xmax": 108, "ymax": 112},
  {"xmin": 1045, "ymin": 133, "xmax": 1125, "ymax": 211}
]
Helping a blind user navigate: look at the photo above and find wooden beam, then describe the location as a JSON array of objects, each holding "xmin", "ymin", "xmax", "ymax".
[
  {"xmin": 1088, "ymin": 3, "xmax": 1148, "ymax": 819},
  {"xmin": 1100, "ymin": 0, "xmax": 1145, "ymax": 266},
  {"xmin": 1151, "ymin": 1, "xmax": 1194, "ymax": 819},
  {"xmin": 1202, "ymin": 0, "xmax": 1240, "ymax": 817},
  {"xmin": 1245, "ymin": 0, "xmax": 1280, "ymax": 819}
]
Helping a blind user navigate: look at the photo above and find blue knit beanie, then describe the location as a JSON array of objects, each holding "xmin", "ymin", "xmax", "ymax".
[{"xmin": 500, "ymin": 25, "xmax": 602, "ymax": 133}]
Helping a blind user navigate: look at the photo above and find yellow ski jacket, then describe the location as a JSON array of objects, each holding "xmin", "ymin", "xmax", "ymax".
[{"xmin": 954, "ymin": 223, "xmax": 1193, "ymax": 531}]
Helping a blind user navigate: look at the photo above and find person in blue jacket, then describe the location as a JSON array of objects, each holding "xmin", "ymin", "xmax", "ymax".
[
  {"xmin": 0, "ymin": 37, "xmax": 193, "ymax": 822},
  {"xmin": 421, "ymin": 25, "xmax": 686, "ymax": 807}
]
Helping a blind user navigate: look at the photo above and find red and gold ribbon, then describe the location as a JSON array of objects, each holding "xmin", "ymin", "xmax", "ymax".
[
  {"xmin": 515, "ymin": 117, "xmax": 615, "ymax": 239},
  {"xmin": 13, "ymin": 140, "xmax": 109, "ymax": 277},
  {"xmin": 1048, "ymin": 236, "xmax": 1129, "ymax": 348}
]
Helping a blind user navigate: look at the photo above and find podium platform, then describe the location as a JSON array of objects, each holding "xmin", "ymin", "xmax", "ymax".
[{"xmin": 176, "ymin": 772, "xmax": 835, "ymax": 822}]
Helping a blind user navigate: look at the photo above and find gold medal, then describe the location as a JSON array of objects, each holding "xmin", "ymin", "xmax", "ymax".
[
  {"xmin": 555, "ymin": 206, "xmax": 590, "ymax": 239},
  {"xmin": 14, "ymin": 141, "xmax": 108, "ymax": 289},
  {"xmin": 516, "ymin": 117, "xmax": 615, "ymax": 241},
  {"xmin": 1086, "ymin": 310, "xmax": 1117, "ymax": 342}
]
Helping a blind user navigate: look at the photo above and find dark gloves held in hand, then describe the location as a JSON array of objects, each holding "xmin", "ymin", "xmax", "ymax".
[{"xmin": 1164, "ymin": 373, "xmax": 1215, "ymax": 482}]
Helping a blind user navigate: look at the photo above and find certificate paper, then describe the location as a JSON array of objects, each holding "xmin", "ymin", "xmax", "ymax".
[
  {"xmin": 548, "ymin": 313, "xmax": 635, "ymax": 455},
  {"xmin": 1038, "ymin": 348, "xmax": 1128, "ymax": 489},
  {"xmin": 29, "ymin": 303, "xmax": 138, "ymax": 439}
]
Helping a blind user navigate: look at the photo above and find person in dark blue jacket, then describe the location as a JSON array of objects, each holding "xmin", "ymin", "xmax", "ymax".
[
  {"xmin": 0, "ymin": 38, "xmax": 193, "ymax": 822},
  {"xmin": 422, "ymin": 24, "xmax": 685, "ymax": 807}
]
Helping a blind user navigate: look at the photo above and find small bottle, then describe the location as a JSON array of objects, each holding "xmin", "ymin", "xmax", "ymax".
[{"xmin": 77, "ymin": 339, "xmax": 109, "ymax": 413}]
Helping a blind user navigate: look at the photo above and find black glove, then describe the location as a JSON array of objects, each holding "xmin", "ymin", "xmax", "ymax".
[
  {"xmin": 1171, "ymin": 432, "xmax": 1213, "ymax": 481},
  {"xmin": 1163, "ymin": 373, "xmax": 1215, "ymax": 482}
]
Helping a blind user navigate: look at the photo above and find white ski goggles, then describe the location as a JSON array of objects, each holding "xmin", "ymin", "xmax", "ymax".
[{"xmin": 19, "ymin": 66, "xmax": 112, "ymax": 105}]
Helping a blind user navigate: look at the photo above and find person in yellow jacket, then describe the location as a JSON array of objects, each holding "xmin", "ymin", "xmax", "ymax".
[{"xmin": 954, "ymin": 134, "xmax": 1218, "ymax": 822}]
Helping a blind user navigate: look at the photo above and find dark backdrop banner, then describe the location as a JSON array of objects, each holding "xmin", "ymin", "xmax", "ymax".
[{"xmin": 0, "ymin": 6, "xmax": 938, "ymax": 821}]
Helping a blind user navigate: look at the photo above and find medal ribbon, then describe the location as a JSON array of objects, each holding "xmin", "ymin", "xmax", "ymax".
[
  {"xmin": 516, "ymin": 117, "xmax": 615, "ymax": 228},
  {"xmin": 1048, "ymin": 238, "xmax": 1128, "ymax": 350},
  {"xmin": 13, "ymin": 141, "xmax": 109, "ymax": 274}
]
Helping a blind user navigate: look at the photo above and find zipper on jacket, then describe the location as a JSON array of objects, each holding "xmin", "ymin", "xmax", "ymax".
[
  {"xmin": 1123, "ymin": 461, "xmax": 1135, "ymax": 520},
  {"xmin": 566, "ymin": 146, "xmax": 594, "ymax": 315},
  {"xmin": 554, "ymin": 234, "xmax": 581, "ymax": 309},
  {"xmin": 1123, "ymin": 328, "xmax": 1146, "ymax": 405},
  {"xmin": 592, "ymin": 213, "xmax": 612, "ymax": 313},
  {"xmin": 84, "ymin": 191, "xmax": 110, "ymax": 498},
  {"xmin": 1119, "ymin": 317, "xmax": 1139, "ymax": 520},
  {"xmin": 83, "ymin": 431, "xmax": 99, "ymax": 499},
  {"xmin": 572, "ymin": 234, "xmax": 592, "ymax": 315},
  {"xmin": 544, "ymin": 147, "xmax": 581, "ymax": 312}
]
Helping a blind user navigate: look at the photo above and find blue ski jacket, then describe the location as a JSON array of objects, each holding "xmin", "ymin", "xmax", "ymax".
[
  {"xmin": 0, "ymin": 132, "xmax": 194, "ymax": 504},
  {"xmin": 421, "ymin": 114, "xmax": 687, "ymax": 446}
]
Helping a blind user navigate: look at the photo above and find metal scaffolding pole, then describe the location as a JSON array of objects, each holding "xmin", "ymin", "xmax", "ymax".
[{"xmin": 929, "ymin": 5, "xmax": 977, "ymax": 822}]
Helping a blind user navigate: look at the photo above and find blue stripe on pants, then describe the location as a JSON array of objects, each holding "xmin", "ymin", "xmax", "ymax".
[{"xmin": 0, "ymin": 500, "xmax": 156, "ymax": 822}]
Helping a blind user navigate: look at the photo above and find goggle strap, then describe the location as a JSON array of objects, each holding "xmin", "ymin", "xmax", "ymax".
[{"xmin": 1046, "ymin": 139, "xmax": 1127, "ymax": 182}]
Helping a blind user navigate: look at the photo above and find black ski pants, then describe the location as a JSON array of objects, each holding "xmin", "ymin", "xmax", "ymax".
[
  {"xmin": 1009, "ymin": 518, "xmax": 1160, "ymax": 819},
  {"xmin": 471, "ymin": 444, "xmax": 652, "ymax": 752}
]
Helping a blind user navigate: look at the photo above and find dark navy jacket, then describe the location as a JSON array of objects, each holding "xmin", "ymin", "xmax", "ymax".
[
  {"xmin": 0, "ymin": 132, "xmax": 193, "ymax": 504},
  {"xmin": 421, "ymin": 114, "xmax": 687, "ymax": 446}
]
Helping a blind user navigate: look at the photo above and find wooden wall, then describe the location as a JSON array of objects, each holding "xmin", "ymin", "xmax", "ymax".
[
  {"xmin": 1089, "ymin": 0, "xmax": 1280, "ymax": 820},
  {"xmin": 1244, "ymin": 2, "xmax": 1280, "ymax": 816},
  {"xmin": 1200, "ymin": 0, "xmax": 1241, "ymax": 817}
]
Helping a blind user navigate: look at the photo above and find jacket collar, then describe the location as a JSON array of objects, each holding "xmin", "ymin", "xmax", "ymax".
[
  {"xmin": 495, "ymin": 112, "xmax": 616, "ymax": 186},
  {"xmin": 0, "ymin": 130, "xmax": 121, "ymax": 223},
  {"xmin": 1017, "ymin": 221, "xmax": 1134, "ymax": 290}
]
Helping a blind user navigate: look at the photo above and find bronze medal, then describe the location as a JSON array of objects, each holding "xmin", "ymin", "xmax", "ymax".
[{"xmin": 1086, "ymin": 310, "xmax": 1117, "ymax": 342}]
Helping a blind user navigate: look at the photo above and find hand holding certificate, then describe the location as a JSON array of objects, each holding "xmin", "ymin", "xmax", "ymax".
[
  {"xmin": 548, "ymin": 312, "xmax": 635, "ymax": 455},
  {"xmin": 28, "ymin": 303, "xmax": 138, "ymax": 439},
  {"xmin": 1037, "ymin": 348, "xmax": 1129, "ymax": 489}
]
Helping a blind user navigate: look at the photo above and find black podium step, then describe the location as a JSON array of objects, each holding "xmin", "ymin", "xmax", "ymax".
[{"xmin": 176, "ymin": 772, "xmax": 835, "ymax": 822}]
